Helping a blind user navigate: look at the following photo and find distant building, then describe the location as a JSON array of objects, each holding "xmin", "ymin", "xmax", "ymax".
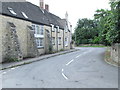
[{"xmin": 0, "ymin": 0, "xmax": 72, "ymax": 62}]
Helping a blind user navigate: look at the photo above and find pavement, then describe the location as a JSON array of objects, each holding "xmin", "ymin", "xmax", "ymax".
[
  {"xmin": 0, "ymin": 47, "xmax": 118, "ymax": 88},
  {"xmin": 0, "ymin": 49, "xmax": 78, "ymax": 70}
]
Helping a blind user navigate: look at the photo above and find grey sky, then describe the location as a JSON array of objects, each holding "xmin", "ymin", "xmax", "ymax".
[{"xmin": 26, "ymin": 0, "xmax": 110, "ymax": 30}]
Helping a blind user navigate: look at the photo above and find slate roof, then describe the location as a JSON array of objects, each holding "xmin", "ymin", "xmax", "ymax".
[{"xmin": 0, "ymin": 1, "xmax": 65, "ymax": 29}]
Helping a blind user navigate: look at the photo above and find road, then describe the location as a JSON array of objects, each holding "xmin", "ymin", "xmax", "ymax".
[{"xmin": 0, "ymin": 47, "xmax": 118, "ymax": 88}]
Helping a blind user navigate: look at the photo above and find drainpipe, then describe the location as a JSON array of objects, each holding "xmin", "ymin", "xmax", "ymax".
[
  {"xmin": 63, "ymin": 28, "xmax": 65, "ymax": 49},
  {"xmin": 50, "ymin": 24, "xmax": 53, "ymax": 52},
  {"xmin": 56, "ymin": 26, "xmax": 58, "ymax": 52}
]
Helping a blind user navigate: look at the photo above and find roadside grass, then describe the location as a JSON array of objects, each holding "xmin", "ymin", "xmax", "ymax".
[
  {"xmin": 78, "ymin": 45, "xmax": 107, "ymax": 47},
  {"xmin": 105, "ymin": 47, "xmax": 119, "ymax": 67}
]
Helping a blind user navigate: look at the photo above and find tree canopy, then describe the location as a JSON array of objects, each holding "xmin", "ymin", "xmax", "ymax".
[{"xmin": 74, "ymin": 1, "xmax": 120, "ymax": 46}]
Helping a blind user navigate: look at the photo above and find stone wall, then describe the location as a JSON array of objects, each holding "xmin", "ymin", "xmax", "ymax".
[
  {"xmin": 44, "ymin": 26, "xmax": 52, "ymax": 54},
  {"xmin": 1, "ymin": 15, "xmax": 32, "ymax": 60},
  {"xmin": 111, "ymin": 43, "xmax": 120, "ymax": 64},
  {"xmin": 2, "ymin": 22, "xmax": 23, "ymax": 62},
  {"xmin": 52, "ymin": 28, "xmax": 57, "ymax": 52},
  {"xmin": 64, "ymin": 30, "xmax": 71, "ymax": 50},
  {"xmin": 1, "ymin": 15, "xmax": 43, "ymax": 62},
  {"xmin": 58, "ymin": 29, "xmax": 64, "ymax": 51},
  {"xmin": 1, "ymin": 14, "xmax": 72, "ymax": 62},
  {"xmin": 27, "ymin": 26, "xmax": 39, "ymax": 57},
  {"xmin": 0, "ymin": 14, "xmax": 2, "ymax": 63}
]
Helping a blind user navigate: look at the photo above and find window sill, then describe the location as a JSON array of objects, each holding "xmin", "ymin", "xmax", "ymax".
[
  {"xmin": 65, "ymin": 45, "xmax": 68, "ymax": 47},
  {"xmin": 34, "ymin": 34, "xmax": 44, "ymax": 38},
  {"xmin": 37, "ymin": 46, "xmax": 44, "ymax": 49}
]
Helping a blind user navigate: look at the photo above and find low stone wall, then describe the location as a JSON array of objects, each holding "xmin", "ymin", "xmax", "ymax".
[{"xmin": 111, "ymin": 43, "xmax": 120, "ymax": 64}]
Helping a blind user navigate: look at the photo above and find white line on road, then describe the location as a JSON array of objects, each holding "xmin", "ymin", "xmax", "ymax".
[
  {"xmin": 11, "ymin": 68, "xmax": 15, "ymax": 70},
  {"xmin": 66, "ymin": 59, "xmax": 74, "ymax": 66},
  {"xmin": 2, "ymin": 72, "xmax": 6, "ymax": 74},
  {"xmin": 75, "ymin": 55, "xmax": 80, "ymax": 58},
  {"xmin": 62, "ymin": 69, "xmax": 64, "ymax": 72},
  {"xmin": 62, "ymin": 73, "xmax": 68, "ymax": 80}
]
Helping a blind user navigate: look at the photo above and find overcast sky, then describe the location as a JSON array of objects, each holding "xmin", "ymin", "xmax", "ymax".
[{"xmin": 26, "ymin": 0, "xmax": 110, "ymax": 30}]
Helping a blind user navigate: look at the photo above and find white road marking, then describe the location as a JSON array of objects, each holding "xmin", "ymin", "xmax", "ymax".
[
  {"xmin": 76, "ymin": 55, "xmax": 80, "ymax": 58},
  {"xmin": 62, "ymin": 73, "xmax": 68, "ymax": 80},
  {"xmin": 1, "ymin": 67, "xmax": 18, "ymax": 75},
  {"xmin": 66, "ymin": 59, "xmax": 74, "ymax": 66},
  {"xmin": 2, "ymin": 72, "xmax": 6, "ymax": 74},
  {"xmin": 11, "ymin": 68, "xmax": 15, "ymax": 70},
  {"xmin": 62, "ymin": 69, "xmax": 64, "ymax": 72}
]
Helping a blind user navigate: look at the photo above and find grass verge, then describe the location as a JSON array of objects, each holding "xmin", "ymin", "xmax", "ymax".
[{"xmin": 79, "ymin": 45, "xmax": 107, "ymax": 47}]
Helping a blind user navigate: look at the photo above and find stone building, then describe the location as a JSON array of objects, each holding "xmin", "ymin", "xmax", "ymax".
[{"xmin": 0, "ymin": 0, "xmax": 72, "ymax": 63}]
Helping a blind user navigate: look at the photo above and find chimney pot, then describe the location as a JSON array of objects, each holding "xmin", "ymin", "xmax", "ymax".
[
  {"xmin": 45, "ymin": 4, "xmax": 49, "ymax": 12},
  {"xmin": 40, "ymin": 0, "xmax": 44, "ymax": 9}
]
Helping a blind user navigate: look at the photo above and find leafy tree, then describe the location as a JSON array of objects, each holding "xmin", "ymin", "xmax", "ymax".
[
  {"xmin": 74, "ymin": 18, "xmax": 98, "ymax": 45},
  {"xmin": 74, "ymin": 1, "xmax": 120, "ymax": 46}
]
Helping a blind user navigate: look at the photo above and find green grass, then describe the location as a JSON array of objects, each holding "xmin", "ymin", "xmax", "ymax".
[{"xmin": 78, "ymin": 45, "xmax": 107, "ymax": 47}]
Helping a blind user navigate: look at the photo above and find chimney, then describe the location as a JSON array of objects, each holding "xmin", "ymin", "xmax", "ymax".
[
  {"xmin": 45, "ymin": 4, "xmax": 49, "ymax": 12},
  {"xmin": 40, "ymin": 0, "xmax": 44, "ymax": 9}
]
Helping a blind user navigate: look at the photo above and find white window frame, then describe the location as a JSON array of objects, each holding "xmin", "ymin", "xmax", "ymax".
[
  {"xmin": 52, "ymin": 37, "xmax": 55, "ymax": 45},
  {"xmin": 36, "ymin": 38, "xmax": 44, "ymax": 48},
  {"xmin": 54, "ymin": 28, "xmax": 57, "ymax": 32},
  {"xmin": 51, "ymin": 24, "xmax": 55, "ymax": 32},
  {"xmin": 65, "ymin": 37, "xmax": 68, "ymax": 47},
  {"xmin": 32, "ymin": 24, "xmax": 44, "ymax": 48},
  {"xmin": 8, "ymin": 7, "xmax": 17, "ymax": 16},
  {"xmin": 57, "ymin": 26, "xmax": 60, "ymax": 33},
  {"xmin": 58, "ymin": 37, "xmax": 61, "ymax": 45},
  {"xmin": 32, "ymin": 24, "xmax": 44, "ymax": 38},
  {"xmin": 21, "ymin": 12, "xmax": 28, "ymax": 19},
  {"xmin": 65, "ymin": 26, "xmax": 68, "ymax": 33}
]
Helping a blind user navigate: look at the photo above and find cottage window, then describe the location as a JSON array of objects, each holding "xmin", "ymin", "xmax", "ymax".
[
  {"xmin": 40, "ymin": 26, "xmax": 44, "ymax": 35},
  {"xmin": 65, "ymin": 37, "xmax": 68, "ymax": 47},
  {"xmin": 57, "ymin": 26, "xmax": 60, "ymax": 33},
  {"xmin": 32, "ymin": 24, "xmax": 44, "ymax": 36},
  {"xmin": 32, "ymin": 24, "xmax": 44, "ymax": 48},
  {"xmin": 51, "ymin": 24, "xmax": 55, "ymax": 32},
  {"xmin": 52, "ymin": 37, "xmax": 55, "ymax": 45},
  {"xmin": 21, "ymin": 12, "xmax": 28, "ymax": 19},
  {"xmin": 36, "ymin": 38, "xmax": 44, "ymax": 48},
  {"xmin": 32, "ymin": 25, "xmax": 35, "ymax": 30},
  {"xmin": 65, "ymin": 26, "xmax": 68, "ymax": 33},
  {"xmin": 54, "ymin": 28, "xmax": 57, "ymax": 32},
  {"xmin": 58, "ymin": 37, "xmax": 61, "ymax": 45},
  {"xmin": 8, "ymin": 7, "xmax": 17, "ymax": 16}
]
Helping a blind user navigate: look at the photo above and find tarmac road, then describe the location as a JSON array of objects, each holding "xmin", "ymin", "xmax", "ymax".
[{"xmin": 1, "ymin": 47, "xmax": 118, "ymax": 88}]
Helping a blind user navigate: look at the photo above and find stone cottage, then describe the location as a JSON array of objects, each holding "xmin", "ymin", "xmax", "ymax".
[{"xmin": 0, "ymin": 0, "xmax": 72, "ymax": 63}]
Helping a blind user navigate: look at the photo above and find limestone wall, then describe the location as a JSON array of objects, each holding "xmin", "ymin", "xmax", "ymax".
[
  {"xmin": 111, "ymin": 43, "xmax": 120, "ymax": 64},
  {"xmin": 0, "ymin": 14, "xmax": 72, "ymax": 62},
  {"xmin": 52, "ymin": 28, "xmax": 57, "ymax": 52},
  {"xmin": 0, "ymin": 15, "xmax": 2, "ymax": 63},
  {"xmin": 1, "ymin": 15, "xmax": 32, "ymax": 59},
  {"xmin": 58, "ymin": 29, "xmax": 64, "ymax": 51},
  {"xmin": 64, "ymin": 30, "xmax": 71, "ymax": 50},
  {"xmin": 27, "ymin": 26, "xmax": 39, "ymax": 57},
  {"xmin": 44, "ymin": 26, "xmax": 52, "ymax": 54}
]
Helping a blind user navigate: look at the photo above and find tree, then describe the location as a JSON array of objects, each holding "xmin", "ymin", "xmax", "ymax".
[
  {"xmin": 74, "ymin": 1, "xmax": 120, "ymax": 46},
  {"xmin": 74, "ymin": 18, "xmax": 98, "ymax": 45}
]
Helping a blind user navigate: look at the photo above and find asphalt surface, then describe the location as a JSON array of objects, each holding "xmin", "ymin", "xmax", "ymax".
[{"xmin": 0, "ymin": 47, "xmax": 118, "ymax": 88}]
